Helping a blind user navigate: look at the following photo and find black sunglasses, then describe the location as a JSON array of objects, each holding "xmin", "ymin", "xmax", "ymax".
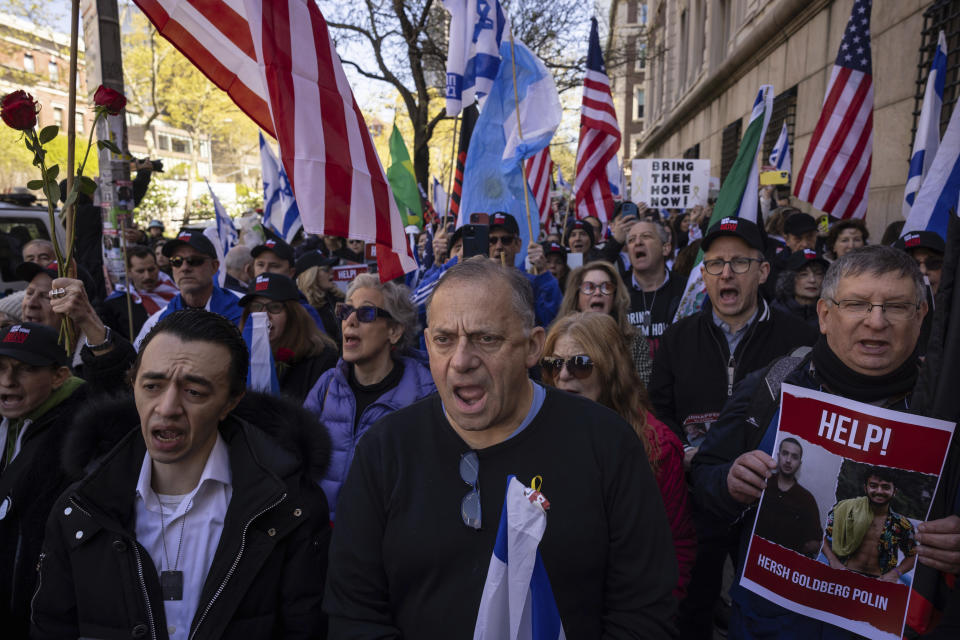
[
  {"xmin": 460, "ymin": 451, "xmax": 481, "ymax": 530},
  {"xmin": 489, "ymin": 235, "xmax": 516, "ymax": 246},
  {"xmin": 168, "ymin": 255, "xmax": 211, "ymax": 268},
  {"xmin": 335, "ymin": 302, "xmax": 394, "ymax": 323},
  {"xmin": 540, "ymin": 355, "xmax": 595, "ymax": 380}
]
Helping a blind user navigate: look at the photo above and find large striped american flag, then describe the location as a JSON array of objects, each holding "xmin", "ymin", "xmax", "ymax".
[
  {"xmin": 793, "ymin": 0, "xmax": 873, "ymax": 220},
  {"xmin": 574, "ymin": 17, "xmax": 621, "ymax": 223},
  {"xmin": 526, "ymin": 147, "xmax": 554, "ymax": 228},
  {"xmin": 133, "ymin": 0, "xmax": 415, "ymax": 279}
]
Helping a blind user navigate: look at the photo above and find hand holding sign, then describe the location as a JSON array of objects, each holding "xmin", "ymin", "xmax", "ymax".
[
  {"xmin": 727, "ymin": 450, "xmax": 777, "ymax": 503},
  {"xmin": 916, "ymin": 515, "xmax": 960, "ymax": 574}
]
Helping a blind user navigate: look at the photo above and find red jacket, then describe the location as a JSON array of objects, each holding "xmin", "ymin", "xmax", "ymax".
[{"xmin": 648, "ymin": 412, "xmax": 696, "ymax": 600}]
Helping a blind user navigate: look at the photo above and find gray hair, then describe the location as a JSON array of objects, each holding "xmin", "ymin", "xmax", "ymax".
[
  {"xmin": 225, "ymin": 245, "xmax": 253, "ymax": 271},
  {"xmin": 22, "ymin": 238, "xmax": 54, "ymax": 256},
  {"xmin": 629, "ymin": 219, "xmax": 670, "ymax": 245},
  {"xmin": 428, "ymin": 256, "xmax": 536, "ymax": 330},
  {"xmin": 820, "ymin": 245, "xmax": 925, "ymax": 303},
  {"xmin": 347, "ymin": 272, "xmax": 418, "ymax": 349}
]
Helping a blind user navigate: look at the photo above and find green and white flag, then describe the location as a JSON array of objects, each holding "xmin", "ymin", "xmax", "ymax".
[
  {"xmin": 674, "ymin": 85, "xmax": 774, "ymax": 320},
  {"xmin": 386, "ymin": 123, "xmax": 423, "ymax": 228}
]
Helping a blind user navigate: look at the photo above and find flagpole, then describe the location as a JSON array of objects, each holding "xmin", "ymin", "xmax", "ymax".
[
  {"xmin": 508, "ymin": 32, "xmax": 535, "ymax": 244},
  {"xmin": 443, "ymin": 114, "xmax": 460, "ymax": 229}
]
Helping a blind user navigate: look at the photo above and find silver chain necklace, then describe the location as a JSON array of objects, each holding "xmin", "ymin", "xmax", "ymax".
[{"xmin": 158, "ymin": 498, "xmax": 189, "ymax": 601}]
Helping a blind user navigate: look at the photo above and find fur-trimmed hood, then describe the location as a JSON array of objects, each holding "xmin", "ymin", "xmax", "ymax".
[{"xmin": 62, "ymin": 390, "xmax": 332, "ymax": 483}]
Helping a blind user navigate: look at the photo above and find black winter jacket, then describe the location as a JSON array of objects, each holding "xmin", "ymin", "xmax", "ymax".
[
  {"xmin": 648, "ymin": 298, "xmax": 819, "ymax": 446},
  {"xmin": 0, "ymin": 383, "xmax": 89, "ymax": 638},
  {"xmin": 31, "ymin": 392, "xmax": 333, "ymax": 640}
]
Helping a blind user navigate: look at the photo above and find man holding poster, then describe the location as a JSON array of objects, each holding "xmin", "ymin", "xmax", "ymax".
[{"xmin": 691, "ymin": 246, "xmax": 960, "ymax": 638}]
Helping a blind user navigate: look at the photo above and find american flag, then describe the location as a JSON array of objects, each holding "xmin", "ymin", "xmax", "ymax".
[
  {"xmin": 793, "ymin": 0, "xmax": 873, "ymax": 220},
  {"xmin": 526, "ymin": 147, "xmax": 554, "ymax": 228},
  {"xmin": 574, "ymin": 17, "xmax": 621, "ymax": 223},
  {"xmin": 133, "ymin": 0, "xmax": 415, "ymax": 280}
]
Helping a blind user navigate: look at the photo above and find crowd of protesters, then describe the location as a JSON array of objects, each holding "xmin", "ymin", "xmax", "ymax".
[{"xmin": 0, "ymin": 183, "xmax": 958, "ymax": 639}]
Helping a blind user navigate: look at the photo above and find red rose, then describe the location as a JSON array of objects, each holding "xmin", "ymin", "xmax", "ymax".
[
  {"xmin": 275, "ymin": 347, "xmax": 294, "ymax": 363},
  {"xmin": 93, "ymin": 85, "xmax": 126, "ymax": 115},
  {"xmin": 1, "ymin": 90, "xmax": 38, "ymax": 131}
]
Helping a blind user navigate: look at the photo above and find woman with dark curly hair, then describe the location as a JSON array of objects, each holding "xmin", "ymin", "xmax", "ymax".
[
  {"xmin": 541, "ymin": 312, "xmax": 695, "ymax": 600},
  {"xmin": 826, "ymin": 218, "xmax": 868, "ymax": 260}
]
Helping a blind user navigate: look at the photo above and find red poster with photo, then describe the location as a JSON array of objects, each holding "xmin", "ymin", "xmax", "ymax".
[{"xmin": 740, "ymin": 384, "xmax": 955, "ymax": 639}]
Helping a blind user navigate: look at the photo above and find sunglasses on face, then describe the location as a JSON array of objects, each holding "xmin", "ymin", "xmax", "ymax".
[
  {"xmin": 168, "ymin": 255, "xmax": 211, "ymax": 268},
  {"xmin": 540, "ymin": 355, "xmax": 595, "ymax": 379},
  {"xmin": 248, "ymin": 301, "xmax": 285, "ymax": 314},
  {"xmin": 580, "ymin": 281, "xmax": 614, "ymax": 296},
  {"xmin": 335, "ymin": 302, "xmax": 394, "ymax": 323},
  {"xmin": 489, "ymin": 235, "xmax": 516, "ymax": 246}
]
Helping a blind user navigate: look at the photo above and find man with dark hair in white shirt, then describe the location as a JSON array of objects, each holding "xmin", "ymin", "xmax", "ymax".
[{"xmin": 32, "ymin": 309, "xmax": 332, "ymax": 639}]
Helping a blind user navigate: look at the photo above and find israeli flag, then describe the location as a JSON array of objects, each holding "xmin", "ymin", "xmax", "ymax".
[
  {"xmin": 769, "ymin": 122, "xmax": 791, "ymax": 174},
  {"xmin": 472, "ymin": 476, "xmax": 565, "ymax": 640},
  {"xmin": 259, "ymin": 132, "xmax": 303, "ymax": 243},
  {"xmin": 902, "ymin": 92, "xmax": 960, "ymax": 240},
  {"xmin": 606, "ymin": 155, "xmax": 623, "ymax": 201},
  {"xmin": 241, "ymin": 309, "xmax": 280, "ymax": 394},
  {"xmin": 202, "ymin": 180, "xmax": 237, "ymax": 287},
  {"xmin": 903, "ymin": 31, "xmax": 947, "ymax": 218},
  {"xmin": 443, "ymin": 0, "xmax": 510, "ymax": 116}
]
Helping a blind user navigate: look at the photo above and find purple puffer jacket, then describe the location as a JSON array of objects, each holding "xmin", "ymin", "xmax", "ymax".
[{"xmin": 304, "ymin": 354, "xmax": 436, "ymax": 520}]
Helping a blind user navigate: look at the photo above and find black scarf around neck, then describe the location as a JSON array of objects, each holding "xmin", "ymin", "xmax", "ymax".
[{"xmin": 812, "ymin": 337, "xmax": 919, "ymax": 404}]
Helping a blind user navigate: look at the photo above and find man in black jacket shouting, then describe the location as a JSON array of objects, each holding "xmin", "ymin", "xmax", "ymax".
[
  {"xmin": 32, "ymin": 310, "xmax": 331, "ymax": 640},
  {"xmin": 648, "ymin": 216, "xmax": 817, "ymax": 640}
]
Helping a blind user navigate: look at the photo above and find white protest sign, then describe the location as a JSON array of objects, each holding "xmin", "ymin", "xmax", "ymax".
[{"xmin": 631, "ymin": 159, "xmax": 711, "ymax": 209}]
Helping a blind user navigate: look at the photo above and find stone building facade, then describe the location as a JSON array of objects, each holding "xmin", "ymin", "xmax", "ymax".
[
  {"xmin": 609, "ymin": 0, "xmax": 649, "ymax": 181},
  {"xmin": 637, "ymin": 0, "xmax": 943, "ymax": 239}
]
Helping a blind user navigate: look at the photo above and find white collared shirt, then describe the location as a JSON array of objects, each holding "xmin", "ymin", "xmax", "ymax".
[{"xmin": 134, "ymin": 434, "xmax": 232, "ymax": 638}]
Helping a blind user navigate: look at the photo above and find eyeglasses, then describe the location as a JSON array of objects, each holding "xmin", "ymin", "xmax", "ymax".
[
  {"xmin": 168, "ymin": 255, "xmax": 211, "ymax": 268},
  {"xmin": 489, "ymin": 235, "xmax": 516, "ymax": 246},
  {"xmin": 702, "ymin": 257, "xmax": 764, "ymax": 276},
  {"xmin": 460, "ymin": 451, "xmax": 481, "ymax": 530},
  {"xmin": 827, "ymin": 298, "xmax": 921, "ymax": 319},
  {"xmin": 580, "ymin": 281, "xmax": 614, "ymax": 296},
  {"xmin": 540, "ymin": 355, "xmax": 595, "ymax": 379},
  {"xmin": 914, "ymin": 256, "xmax": 944, "ymax": 271},
  {"xmin": 335, "ymin": 302, "xmax": 394, "ymax": 323},
  {"xmin": 248, "ymin": 301, "xmax": 285, "ymax": 314}
]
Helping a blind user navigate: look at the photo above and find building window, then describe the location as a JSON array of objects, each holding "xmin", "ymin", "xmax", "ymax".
[
  {"xmin": 679, "ymin": 9, "xmax": 689, "ymax": 87},
  {"xmin": 158, "ymin": 133, "xmax": 170, "ymax": 151},
  {"xmin": 53, "ymin": 107, "xmax": 63, "ymax": 129},
  {"xmin": 913, "ymin": 3, "xmax": 960, "ymax": 154},
  {"xmin": 171, "ymin": 137, "xmax": 190, "ymax": 154},
  {"xmin": 640, "ymin": 3, "xmax": 647, "ymax": 25},
  {"xmin": 637, "ymin": 43, "xmax": 646, "ymax": 70},
  {"xmin": 720, "ymin": 118, "xmax": 742, "ymax": 183},
  {"xmin": 48, "ymin": 60, "xmax": 58, "ymax": 83},
  {"xmin": 75, "ymin": 113, "xmax": 83, "ymax": 135},
  {"xmin": 636, "ymin": 89, "xmax": 645, "ymax": 119},
  {"xmin": 23, "ymin": 53, "xmax": 34, "ymax": 73}
]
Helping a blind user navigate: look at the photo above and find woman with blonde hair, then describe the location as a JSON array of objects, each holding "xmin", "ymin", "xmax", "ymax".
[
  {"xmin": 305, "ymin": 273, "xmax": 435, "ymax": 520},
  {"xmin": 296, "ymin": 252, "xmax": 344, "ymax": 344},
  {"xmin": 555, "ymin": 260, "xmax": 654, "ymax": 384},
  {"xmin": 541, "ymin": 312, "xmax": 695, "ymax": 599},
  {"xmin": 239, "ymin": 273, "xmax": 339, "ymax": 402}
]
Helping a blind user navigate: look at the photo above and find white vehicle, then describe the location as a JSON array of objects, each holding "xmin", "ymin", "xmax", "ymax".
[{"xmin": 0, "ymin": 191, "xmax": 67, "ymax": 294}]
